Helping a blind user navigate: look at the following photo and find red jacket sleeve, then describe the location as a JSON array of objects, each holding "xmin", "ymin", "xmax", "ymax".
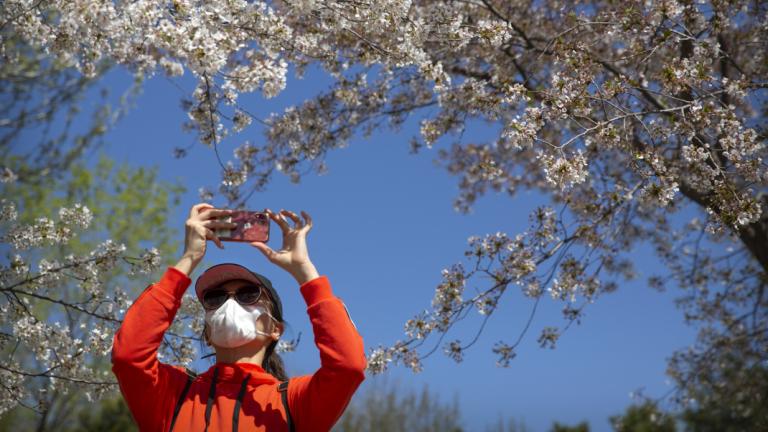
[
  {"xmin": 111, "ymin": 267, "xmax": 189, "ymax": 431},
  {"xmin": 288, "ymin": 276, "xmax": 367, "ymax": 432}
]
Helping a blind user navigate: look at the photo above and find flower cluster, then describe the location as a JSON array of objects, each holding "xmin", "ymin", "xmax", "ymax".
[
  {"xmin": 539, "ymin": 150, "xmax": 589, "ymax": 189},
  {"xmin": 492, "ymin": 342, "xmax": 516, "ymax": 368},
  {"xmin": 365, "ymin": 346, "xmax": 394, "ymax": 375},
  {"xmin": 130, "ymin": 247, "xmax": 162, "ymax": 275},
  {"xmin": 0, "ymin": 167, "xmax": 18, "ymax": 183},
  {"xmin": 4, "ymin": 204, "xmax": 94, "ymax": 250},
  {"xmin": 0, "ymin": 201, "xmax": 169, "ymax": 414},
  {"xmin": 537, "ymin": 327, "xmax": 560, "ymax": 349},
  {"xmin": 444, "ymin": 340, "xmax": 464, "ymax": 363},
  {"xmin": 0, "ymin": 200, "xmax": 17, "ymax": 222}
]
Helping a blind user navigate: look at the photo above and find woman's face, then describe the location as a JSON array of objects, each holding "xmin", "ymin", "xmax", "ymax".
[{"xmin": 203, "ymin": 279, "xmax": 282, "ymax": 348}]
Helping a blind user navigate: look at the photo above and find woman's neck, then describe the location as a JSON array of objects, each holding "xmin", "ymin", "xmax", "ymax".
[{"xmin": 215, "ymin": 342, "xmax": 266, "ymax": 365}]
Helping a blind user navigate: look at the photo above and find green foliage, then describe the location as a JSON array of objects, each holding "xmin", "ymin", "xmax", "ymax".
[
  {"xmin": 679, "ymin": 360, "xmax": 768, "ymax": 432},
  {"xmin": 0, "ymin": 410, "xmax": 22, "ymax": 431},
  {"xmin": 4, "ymin": 154, "xmax": 184, "ymax": 258},
  {"xmin": 1, "ymin": 395, "xmax": 138, "ymax": 432},
  {"xmin": 609, "ymin": 402, "xmax": 677, "ymax": 432},
  {"xmin": 0, "ymin": 155, "xmax": 184, "ymax": 431},
  {"xmin": 550, "ymin": 421, "xmax": 590, "ymax": 432},
  {"xmin": 610, "ymin": 361, "xmax": 768, "ymax": 432},
  {"xmin": 485, "ymin": 417, "xmax": 530, "ymax": 432},
  {"xmin": 65, "ymin": 396, "xmax": 137, "ymax": 432},
  {"xmin": 334, "ymin": 379, "xmax": 465, "ymax": 432}
]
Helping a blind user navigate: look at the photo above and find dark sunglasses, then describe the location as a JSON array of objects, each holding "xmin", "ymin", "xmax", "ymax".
[{"xmin": 202, "ymin": 285, "xmax": 263, "ymax": 310}]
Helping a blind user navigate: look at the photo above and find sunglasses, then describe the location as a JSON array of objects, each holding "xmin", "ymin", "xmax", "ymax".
[{"xmin": 202, "ymin": 285, "xmax": 263, "ymax": 310}]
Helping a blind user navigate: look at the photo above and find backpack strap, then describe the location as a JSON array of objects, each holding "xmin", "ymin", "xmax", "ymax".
[
  {"xmin": 232, "ymin": 374, "xmax": 251, "ymax": 432},
  {"xmin": 277, "ymin": 380, "xmax": 295, "ymax": 432},
  {"xmin": 169, "ymin": 368, "xmax": 197, "ymax": 432}
]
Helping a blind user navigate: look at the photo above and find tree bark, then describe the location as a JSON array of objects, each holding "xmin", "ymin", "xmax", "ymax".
[{"xmin": 679, "ymin": 182, "xmax": 768, "ymax": 272}]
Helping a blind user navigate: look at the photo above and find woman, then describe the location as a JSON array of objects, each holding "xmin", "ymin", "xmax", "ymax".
[{"xmin": 111, "ymin": 203, "xmax": 366, "ymax": 432}]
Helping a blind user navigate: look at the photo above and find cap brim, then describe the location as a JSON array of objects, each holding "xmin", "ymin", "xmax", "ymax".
[{"xmin": 195, "ymin": 263, "xmax": 264, "ymax": 302}]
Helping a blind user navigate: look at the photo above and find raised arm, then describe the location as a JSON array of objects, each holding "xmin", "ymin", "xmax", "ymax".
[
  {"xmin": 290, "ymin": 275, "xmax": 366, "ymax": 431},
  {"xmin": 251, "ymin": 209, "xmax": 366, "ymax": 431},
  {"xmin": 111, "ymin": 203, "xmax": 234, "ymax": 429},
  {"xmin": 110, "ymin": 267, "xmax": 191, "ymax": 429}
]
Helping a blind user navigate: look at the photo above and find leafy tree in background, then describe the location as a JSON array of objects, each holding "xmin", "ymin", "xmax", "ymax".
[
  {"xmin": 609, "ymin": 401, "xmax": 677, "ymax": 432},
  {"xmin": 550, "ymin": 421, "xmax": 590, "ymax": 432},
  {"xmin": 67, "ymin": 395, "xmax": 137, "ymax": 432},
  {"xmin": 1, "ymin": 13, "xmax": 186, "ymax": 428},
  {"xmin": 609, "ymin": 360, "xmax": 767, "ymax": 431},
  {"xmin": 0, "ymin": 156, "xmax": 185, "ymax": 429},
  {"xmin": 677, "ymin": 357, "xmax": 768, "ymax": 431},
  {"xmin": 2, "ymin": 0, "xmax": 767, "ymax": 426},
  {"xmin": 485, "ymin": 417, "xmax": 530, "ymax": 432},
  {"xmin": 334, "ymin": 379, "xmax": 464, "ymax": 432}
]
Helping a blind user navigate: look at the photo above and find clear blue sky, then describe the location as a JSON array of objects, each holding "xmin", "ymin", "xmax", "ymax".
[{"xmin": 75, "ymin": 65, "xmax": 696, "ymax": 431}]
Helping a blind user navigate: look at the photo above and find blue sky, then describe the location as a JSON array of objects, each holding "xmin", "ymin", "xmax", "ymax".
[{"xmin": 70, "ymin": 64, "xmax": 698, "ymax": 431}]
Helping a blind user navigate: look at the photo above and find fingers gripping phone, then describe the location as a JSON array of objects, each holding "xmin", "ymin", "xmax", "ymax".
[{"xmin": 215, "ymin": 211, "xmax": 270, "ymax": 243}]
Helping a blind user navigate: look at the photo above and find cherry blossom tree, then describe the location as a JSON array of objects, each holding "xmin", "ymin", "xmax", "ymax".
[
  {"xmin": 0, "ymin": 157, "xmax": 187, "ymax": 428},
  {"xmin": 0, "ymin": 26, "xmax": 192, "ymax": 427},
  {"xmin": 2, "ymin": 0, "xmax": 766, "ymax": 423}
]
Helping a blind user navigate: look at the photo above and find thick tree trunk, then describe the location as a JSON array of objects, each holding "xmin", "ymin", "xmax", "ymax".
[
  {"xmin": 679, "ymin": 183, "xmax": 768, "ymax": 272},
  {"xmin": 736, "ymin": 213, "xmax": 768, "ymax": 272}
]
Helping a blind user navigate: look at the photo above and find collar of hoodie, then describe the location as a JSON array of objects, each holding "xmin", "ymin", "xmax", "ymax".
[{"xmin": 198, "ymin": 362, "xmax": 279, "ymax": 387}]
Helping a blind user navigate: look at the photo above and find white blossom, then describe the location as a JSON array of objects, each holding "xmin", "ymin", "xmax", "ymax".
[
  {"xmin": 59, "ymin": 204, "xmax": 93, "ymax": 229},
  {"xmin": 132, "ymin": 247, "xmax": 162, "ymax": 274},
  {"xmin": 0, "ymin": 167, "xmax": 18, "ymax": 183},
  {"xmin": 540, "ymin": 150, "xmax": 588, "ymax": 189},
  {"xmin": 0, "ymin": 200, "xmax": 17, "ymax": 222},
  {"xmin": 366, "ymin": 346, "xmax": 393, "ymax": 375}
]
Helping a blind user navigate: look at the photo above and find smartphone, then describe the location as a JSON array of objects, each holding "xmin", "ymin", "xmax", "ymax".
[{"xmin": 215, "ymin": 211, "xmax": 270, "ymax": 243}]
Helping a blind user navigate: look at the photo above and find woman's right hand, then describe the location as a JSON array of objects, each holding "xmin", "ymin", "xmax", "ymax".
[{"xmin": 175, "ymin": 204, "xmax": 235, "ymax": 275}]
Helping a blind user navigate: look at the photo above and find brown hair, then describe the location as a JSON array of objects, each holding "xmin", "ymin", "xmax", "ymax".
[
  {"xmin": 261, "ymin": 295, "xmax": 288, "ymax": 381},
  {"xmin": 263, "ymin": 340, "xmax": 287, "ymax": 381}
]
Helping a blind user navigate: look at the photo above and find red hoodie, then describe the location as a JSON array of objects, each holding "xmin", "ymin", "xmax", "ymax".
[{"xmin": 111, "ymin": 267, "xmax": 366, "ymax": 432}]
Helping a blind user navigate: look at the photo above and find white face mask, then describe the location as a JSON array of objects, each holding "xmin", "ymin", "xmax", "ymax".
[{"xmin": 204, "ymin": 298, "xmax": 276, "ymax": 348}]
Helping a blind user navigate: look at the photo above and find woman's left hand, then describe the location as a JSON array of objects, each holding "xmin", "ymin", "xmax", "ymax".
[{"xmin": 251, "ymin": 209, "xmax": 320, "ymax": 285}]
